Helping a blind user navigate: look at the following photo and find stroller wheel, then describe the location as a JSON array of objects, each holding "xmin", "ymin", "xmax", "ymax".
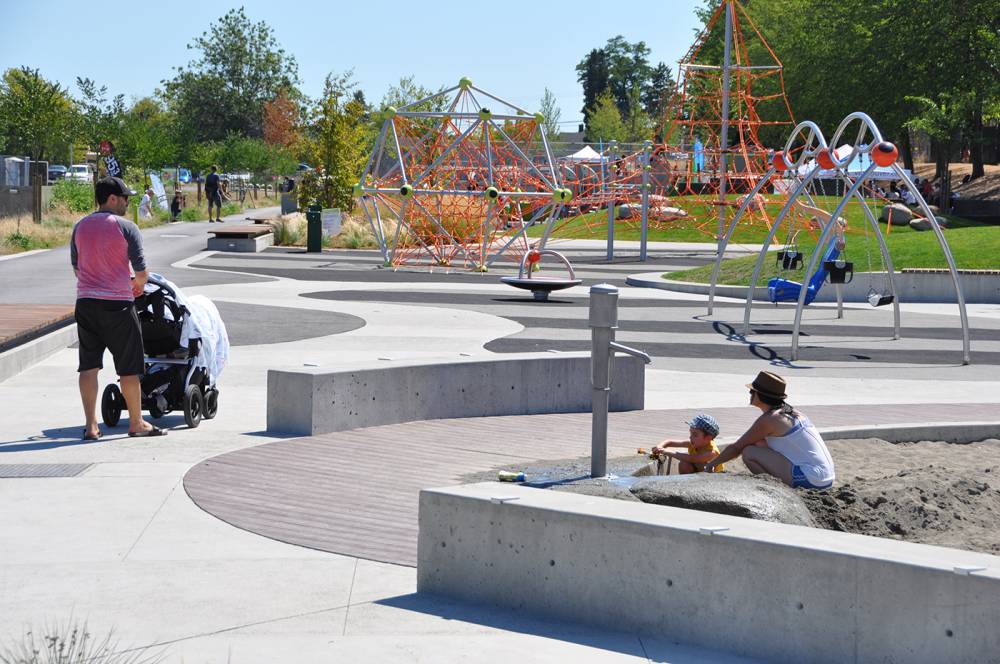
[
  {"xmin": 149, "ymin": 403, "xmax": 163, "ymax": 419},
  {"xmin": 101, "ymin": 384, "xmax": 123, "ymax": 427},
  {"xmin": 204, "ymin": 388, "xmax": 219, "ymax": 420},
  {"xmin": 183, "ymin": 385, "xmax": 204, "ymax": 429}
]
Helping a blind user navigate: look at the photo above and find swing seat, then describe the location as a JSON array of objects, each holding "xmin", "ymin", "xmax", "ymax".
[
  {"xmin": 767, "ymin": 277, "xmax": 824, "ymax": 305},
  {"xmin": 824, "ymin": 260, "xmax": 854, "ymax": 284},
  {"xmin": 768, "ymin": 244, "xmax": 842, "ymax": 305},
  {"xmin": 776, "ymin": 250, "xmax": 803, "ymax": 270}
]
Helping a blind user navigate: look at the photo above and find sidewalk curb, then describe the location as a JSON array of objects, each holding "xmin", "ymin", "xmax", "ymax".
[{"xmin": 0, "ymin": 321, "xmax": 77, "ymax": 383}]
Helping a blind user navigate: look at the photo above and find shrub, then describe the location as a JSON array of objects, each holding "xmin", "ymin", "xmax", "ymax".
[
  {"xmin": 4, "ymin": 231, "xmax": 31, "ymax": 250},
  {"xmin": 177, "ymin": 207, "xmax": 201, "ymax": 222},
  {"xmin": 271, "ymin": 214, "xmax": 304, "ymax": 246},
  {"xmin": 0, "ymin": 617, "xmax": 166, "ymax": 663},
  {"xmin": 50, "ymin": 181, "xmax": 95, "ymax": 213}
]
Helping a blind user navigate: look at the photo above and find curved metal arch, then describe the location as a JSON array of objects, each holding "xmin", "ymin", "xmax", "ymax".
[
  {"xmin": 741, "ymin": 164, "xmax": 825, "ymax": 334},
  {"xmin": 891, "ymin": 162, "xmax": 971, "ymax": 364},
  {"xmin": 709, "ymin": 120, "xmax": 828, "ymax": 317}
]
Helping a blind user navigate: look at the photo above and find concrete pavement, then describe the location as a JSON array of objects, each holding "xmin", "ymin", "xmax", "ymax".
[{"xmin": 0, "ymin": 235, "xmax": 997, "ymax": 662}]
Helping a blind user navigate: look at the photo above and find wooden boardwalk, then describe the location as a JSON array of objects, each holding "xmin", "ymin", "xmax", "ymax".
[
  {"xmin": 183, "ymin": 403, "xmax": 1000, "ymax": 567},
  {"xmin": 0, "ymin": 304, "xmax": 73, "ymax": 353}
]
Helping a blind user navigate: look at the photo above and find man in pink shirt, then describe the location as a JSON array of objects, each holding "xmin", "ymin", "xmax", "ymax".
[{"xmin": 71, "ymin": 177, "xmax": 166, "ymax": 439}]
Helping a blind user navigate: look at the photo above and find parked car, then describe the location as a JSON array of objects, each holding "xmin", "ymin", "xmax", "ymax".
[
  {"xmin": 178, "ymin": 168, "xmax": 192, "ymax": 184},
  {"xmin": 48, "ymin": 164, "xmax": 67, "ymax": 183},
  {"xmin": 66, "ymin": 164, "xmax": 93, "ymax": 183},
  {"xmin": 297, "ymin": 163, "xmax": 312, "ymax": 172}
]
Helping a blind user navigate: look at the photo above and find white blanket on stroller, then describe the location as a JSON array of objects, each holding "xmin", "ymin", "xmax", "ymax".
[
  {"xmin": 146, "ymin": 274, "xmax": 230, "ymax": 384},
  {"xmin": 181, "ymin": 295, "xmax": 230, "ymax": 385}
]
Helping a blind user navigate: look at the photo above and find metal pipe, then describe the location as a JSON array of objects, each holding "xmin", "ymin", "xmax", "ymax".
[
  {"xmin": 716, "ymin": 0, "xmax": 734, "ymax": 250},
  {"xmin": 589, "ymin": 284, "xmax": 651, "ymax": 478},
  {"xmin": 640, "ymin": 148, "xmax": 650, "ymax": 261}
]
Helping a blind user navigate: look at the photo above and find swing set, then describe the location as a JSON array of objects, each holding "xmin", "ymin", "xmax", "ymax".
[{"xmin": 706, "ymin": 112, "xmax": 971, "ymax": 364}]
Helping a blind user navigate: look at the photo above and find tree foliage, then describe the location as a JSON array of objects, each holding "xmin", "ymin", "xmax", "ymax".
[
  {"xmin": 161, "ymin": 7, "xmax": 299, "ymax": 141},
  {"xmin": 585, "ymin": 90, "xmax": 626, "ymax": 143},
  {"xmin": 263, "ymin": 89, "xmax": 300, "ymax": 148},
  {"xmin": 538, "ymin": 88, "xmax": 562, "ymax": 141},
  {"xmin": 300, "ymin": 72, "xmax": 373, "ymax": 211},
  {"xmin": 576, "ymin": 36, "xmax": 671, "ymax": 135},
  {"xmin": 0, "ymin": 67, "xmax": 76, "ymax": 161}
]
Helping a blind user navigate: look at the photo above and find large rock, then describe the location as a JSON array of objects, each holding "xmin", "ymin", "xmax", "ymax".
[
  {"xmin": 909, "ymin": 216, "xmax": 949, "ymax": 232},
  {"xmin": 880, "ymin": 203, "xmax": 913, "ymax": 225},
  {"xmin": 629, "ymin": 473, "xmax": 818, "ymax": 527}
]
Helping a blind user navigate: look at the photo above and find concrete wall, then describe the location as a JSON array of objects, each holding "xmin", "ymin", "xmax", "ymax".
[
  {"xmin": 635, "ymin": 272, "xmax": 1000, "ymax": 304},
  {"xmin": 418, "ymin": 483, "xmax": 1000, "ymax": 664},
  {"xmin": 267, "ymin": 352, "xmax": 646, "ymax": 436},
  {"xmin": 0, "ymin": 323, "xmax": 77, "ymax": 384}
]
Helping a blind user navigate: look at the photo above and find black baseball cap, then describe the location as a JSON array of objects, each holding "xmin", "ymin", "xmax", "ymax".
[{"xmin": 95, "ymin": 176, "xmax": 137, "ymax": 199}]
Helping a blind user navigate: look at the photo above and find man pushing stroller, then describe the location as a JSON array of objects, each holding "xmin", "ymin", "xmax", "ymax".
[{"xmin": 71, "ymin": 177, "xmax": 166, "ymax": 439}]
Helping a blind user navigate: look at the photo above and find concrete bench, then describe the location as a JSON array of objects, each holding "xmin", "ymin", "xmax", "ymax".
[
  {"xmin": 419, "ymin": 482, "xmax": 1000, "ymax": 664},
  {"xmin": 266, "ymin": 352, "xmax": 646, "ymax": 436},
  {"xmin": 207, "ymin": 225, "xmax": 274, "ymax": 252}
]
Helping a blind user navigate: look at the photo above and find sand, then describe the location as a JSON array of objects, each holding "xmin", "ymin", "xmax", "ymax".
[
  {"xmin": 477, "ymin": 438, "xmax": 1000, "ymax": 557},
  {"xmin": 792, "ymin": 438, "xmax": 1000, "ymax": 555}
]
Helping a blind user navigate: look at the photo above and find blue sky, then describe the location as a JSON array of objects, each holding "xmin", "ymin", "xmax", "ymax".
[{"xmin": 0, "ymin": 1, "xmax": 705, "ymax": 126}]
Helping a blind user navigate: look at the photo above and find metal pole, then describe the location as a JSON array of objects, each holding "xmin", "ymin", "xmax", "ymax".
[
  {"xmin": 589, "ymin": 284, "xmax": 618, "ymax": 478},
  {"xmin": 717, "ymin": 0, "xmax": 734, "ymax": 252},
  {"xmin": 640, "ymin": 147, "xmax": 650, "ymax": 261},
  {"xmin": 606, "ymin": 198, "xmax": 615, "ymax": 261}
]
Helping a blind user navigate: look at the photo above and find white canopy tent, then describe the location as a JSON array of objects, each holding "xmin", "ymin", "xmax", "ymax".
[{"xmin": 561, "ymin": 145, "xmax": 604, "ymax": 162}]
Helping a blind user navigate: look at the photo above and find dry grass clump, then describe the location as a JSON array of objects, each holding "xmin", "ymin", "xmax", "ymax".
[{"xmin": 269, "ymin": 211, "xmax": 393, "ymax": 250}]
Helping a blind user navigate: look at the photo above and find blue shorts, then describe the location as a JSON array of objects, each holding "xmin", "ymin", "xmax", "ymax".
[{"xmin": 791, "ymin": 465, "xmax": 832, "ymax": 490}]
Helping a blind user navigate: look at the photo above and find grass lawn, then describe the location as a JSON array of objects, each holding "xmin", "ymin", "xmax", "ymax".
[
  {"xmin": 665, "ymin": 220, "xmax": 999, "ymax": 286},
  {"xmin": 515, "ymin": 192, "xmax": 996, "ymax": 283}
]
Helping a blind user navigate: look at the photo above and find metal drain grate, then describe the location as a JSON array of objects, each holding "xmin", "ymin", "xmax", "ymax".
[{"xmin": 0, "ymin": 464, "xmax": 92, "ymax": 478}]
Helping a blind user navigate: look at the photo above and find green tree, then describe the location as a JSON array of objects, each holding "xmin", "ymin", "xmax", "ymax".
[
  {"xmin": 379, "ymin": 75, "xmax": 446, "ymax": 113},
  {"xmin": 0, "ymin": 67, "xmax": 76, "ymax": 161},
  {"xmin": 625, "ymin": 82, "xmax": 653, "ymax": 142},
  {"xmin": 643, "ymin": 62, "xmax": 676, "ymax": 120},
  {"xmin": 585, "ymin": 90, "xmax": 626, "ymax": 143},
  {"xmin": 575, "ymin": 48, "xmax": 610, "ymax": 123},
  {"xmin": 161, "ymin": 7, "xmax": 299, "ymax": 141},
  {"xmin": 538, "ymin": 88, "xmax": 562, "ymax": 141},
  {"xmin": 301, "ymin": 72, "xmax": 373, "ymax": 211},
  {"xmin": 74, "ymin": 77, "xmax": 126, "ymax": 153},
  {"xmin": 117, "ymin": 97, "xmax": 178, "ymax": 171}
]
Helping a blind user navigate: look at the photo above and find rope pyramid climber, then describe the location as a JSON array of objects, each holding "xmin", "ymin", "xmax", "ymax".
[{"xmin": 354, "ymin": 78, "xmax": 570, "ymax": 270}]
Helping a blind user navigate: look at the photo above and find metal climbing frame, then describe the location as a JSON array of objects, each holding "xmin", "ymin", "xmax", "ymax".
[
  {"xmin": 707, "ymin": 112, "xmax": 971, "ymax": 365},
  {"xmin": 354, "ymin": 79, "xmax": 568, "ymax": 270}
]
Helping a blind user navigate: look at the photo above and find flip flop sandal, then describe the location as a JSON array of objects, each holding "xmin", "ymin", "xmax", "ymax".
[
  {"xmin": 82, "ymin": 429, "xmax": 102, "ymax": 441},
  {"xmin": 128, "ymin": 426, "xmax": 168, "ymax": 438}
]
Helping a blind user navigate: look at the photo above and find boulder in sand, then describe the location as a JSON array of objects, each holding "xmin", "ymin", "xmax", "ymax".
[
  {"xmin": 629, "ymin": 473, "xmax": 817, "ymax": 527},
  {"xmin": 880, "ymin": 203, "xmax": 913, "ymax": 225}
]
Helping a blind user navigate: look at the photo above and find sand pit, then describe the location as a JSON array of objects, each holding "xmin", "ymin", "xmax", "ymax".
[
  {"xmin": 797, "ymin": 438, "xmax": 1000, "ymax": 555},
  {"xmin": 478, "ymin": 437, "xmax": 1000, "ymax": 557}
]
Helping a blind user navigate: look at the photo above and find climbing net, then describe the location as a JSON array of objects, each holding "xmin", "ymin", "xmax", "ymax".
[
  {"xmin": 547, "ymin": 0, "xmax": 796, "ymax": 244},
  {"xmin": 355, "ymin": 79, "xmax": 567, "ymax": 270}
]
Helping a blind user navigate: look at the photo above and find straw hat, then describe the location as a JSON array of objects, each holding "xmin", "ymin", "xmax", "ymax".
[{"xmin": 747, "ymin": 371, "xmax": 787, "ymax": 400}]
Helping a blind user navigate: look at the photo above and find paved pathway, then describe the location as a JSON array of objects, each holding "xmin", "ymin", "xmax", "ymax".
[{"xmin": 2, "ymin": 236, "xmax": 998, "ymax": 663}]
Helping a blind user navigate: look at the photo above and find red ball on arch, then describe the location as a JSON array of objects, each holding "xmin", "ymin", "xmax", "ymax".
[
  {"xmin": 771, "ymin": 151, "xmax": 788, "ymax": 173},
  {"xmin": 873, "ymin": 142, "xmax": 898, "ymax": 167},
  {"xmin": 817, "ymin": 148, "xmax": 836, "ymax": 170},
  {"xmin": 526, "ymin": 250, "xmax": 542, "ymax": 264}
]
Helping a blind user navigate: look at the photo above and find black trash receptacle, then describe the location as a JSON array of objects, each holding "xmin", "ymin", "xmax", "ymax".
[{"xmin": 306, "ymin": 204, "xmax": 322, "ymax": 253}]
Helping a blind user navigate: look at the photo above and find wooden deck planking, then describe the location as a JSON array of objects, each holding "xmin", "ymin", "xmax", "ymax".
[
  {"xmin": 0, "ymin": 304, "xmax": 74, "ymax": 351},
  {"xmin": 185, "ymin": 402, "xmax": 1000, "ymax": 567}
]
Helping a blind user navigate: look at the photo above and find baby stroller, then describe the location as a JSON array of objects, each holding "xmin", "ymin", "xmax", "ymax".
[{"xmin": 101, "ymin": 274, "xmax": 229, "ymax": 429}]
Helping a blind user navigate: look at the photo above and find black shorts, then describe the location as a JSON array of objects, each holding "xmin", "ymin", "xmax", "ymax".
[
  {"xmin": 75, "ymin": 298, "xmax": 145, "ymax": 376},
  {"xmin": 207, "ymin": 190, "xmax": 222, "ymax": 206}
]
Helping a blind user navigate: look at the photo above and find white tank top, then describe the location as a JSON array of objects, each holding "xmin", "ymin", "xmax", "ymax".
[{"xmin": 765, "ymin": 414, "xmax": 835, "ymax": 485}]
